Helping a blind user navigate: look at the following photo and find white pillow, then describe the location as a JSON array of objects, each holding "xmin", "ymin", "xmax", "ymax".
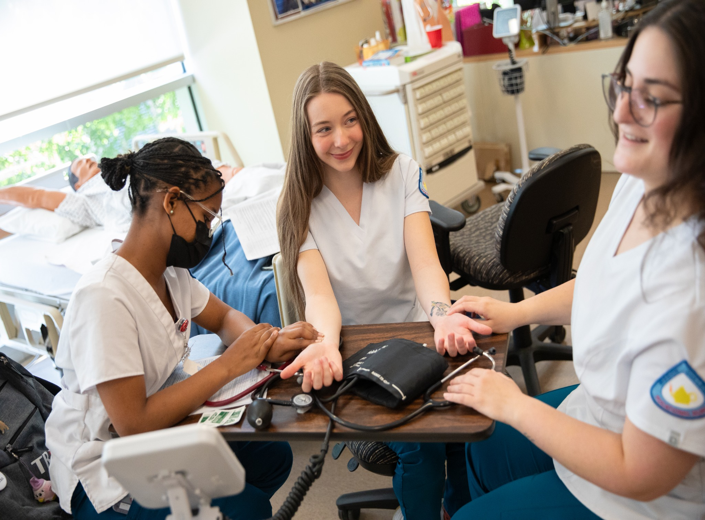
[{"xmin": 0, "ymin": 207, "xmax": 85, "ymax": 243}]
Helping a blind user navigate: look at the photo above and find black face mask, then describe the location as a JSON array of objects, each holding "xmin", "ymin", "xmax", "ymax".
[
  {"xmin": 165, "ymin": 203, "xmax": 213, "ymax": 269},
  {"xmin": 68, "ymin": 170, "xmax": 80, "ymax": 191}
]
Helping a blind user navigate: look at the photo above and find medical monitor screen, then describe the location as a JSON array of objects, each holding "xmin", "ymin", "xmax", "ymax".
[{"xmin": 493, "ymin": 6, "xmax": 521, "ymax": 39}]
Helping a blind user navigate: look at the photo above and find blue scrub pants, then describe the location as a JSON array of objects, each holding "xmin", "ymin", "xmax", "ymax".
[
  {"xmin": 71, "ymin": 441, "xmax": 293, "ymax": 520},
  {"xmin": 452, "ymin": 385, "xmax": 602, "ymax": 520},
  {"xmin": 386, "ymin": 442, "xmax": 470, "ymax": 519}
]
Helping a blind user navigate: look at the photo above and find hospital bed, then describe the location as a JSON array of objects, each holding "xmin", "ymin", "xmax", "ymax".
[{"xmin": 0, "ymin": 132, "xmax": 278, "ymax": 359}]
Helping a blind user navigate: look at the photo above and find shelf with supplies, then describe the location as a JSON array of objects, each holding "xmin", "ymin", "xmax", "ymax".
[{"xmin": 463, "ymin": 36, "xmax": 627, "ymax": 64}]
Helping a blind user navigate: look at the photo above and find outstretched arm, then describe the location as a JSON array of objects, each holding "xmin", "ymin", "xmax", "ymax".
[
  {"xmin": 0, "ymin": 186, "xmax": 66, "ymax": 211},
  {"xmin": 444, "ymin": 369, "xmax": 698, "ymax": 501},
  {"xmin": 404, "ymin": 212, "xmax": 491, "ymax": 356},
  {"xmin": 193, "ymin": 293, "xmax": 321, "ymax": 363},
  {"xmin": 448, "ymin": 279, "xmax": 575, "ymax": 333},
  {"xmin": 279, "ymin": 249, "xmax": 344, "ymax": 391}
]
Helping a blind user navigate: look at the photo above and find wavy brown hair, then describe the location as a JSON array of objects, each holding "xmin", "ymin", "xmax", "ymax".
[
  {"xmin": 277, "ymin": 62, "xmax": 397, "ymax": 319},
  {"xmin": 609, "ymin": 0, "xmax": 705, "ymax": 249}
]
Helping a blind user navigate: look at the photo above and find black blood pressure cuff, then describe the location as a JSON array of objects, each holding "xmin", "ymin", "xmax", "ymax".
[{"xmin": 342, "ymin": 338, "xmax": 448, "ymax": 409}]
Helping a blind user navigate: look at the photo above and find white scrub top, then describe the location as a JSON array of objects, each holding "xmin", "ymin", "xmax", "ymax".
[
  {"xmin": 45, "ymin": 254, "xmax": 210, "ymax": 514},
  {"xmin": 55, "ymin": 174, "xmax": 132, "ymax": 231},
  {"xmin": 555, "ymin": 174, "xmax": 705, "ymax": 519},
  {"xmin": 300, "ymin": 154, "xmax": 430, "ymax": 325}
]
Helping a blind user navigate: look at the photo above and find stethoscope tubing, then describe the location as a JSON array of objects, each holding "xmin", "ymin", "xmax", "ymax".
[
  {"xmin": 311, "ymin": 349, "xmax": 496, "ymax": 432},
  {"xmin": 252, "ymin": 348, "xmax": 497, "ymax": 433}
]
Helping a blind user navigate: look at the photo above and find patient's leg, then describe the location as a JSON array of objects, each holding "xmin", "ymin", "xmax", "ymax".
[{"xmin": 0, "ymin": 186, "xmax": 66, "ymax": 211}]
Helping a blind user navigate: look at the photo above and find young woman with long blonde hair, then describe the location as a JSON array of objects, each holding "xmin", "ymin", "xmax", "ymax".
[{"xmin": 277, "ymin": 62, "xmax": 491, "ymax": 520}]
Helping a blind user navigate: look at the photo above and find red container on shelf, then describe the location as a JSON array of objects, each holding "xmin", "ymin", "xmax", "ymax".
[
  {"xmin": 425, "ymin": 24, "xmax": 443, "ymax": 49},
  {"xmin": 460, "ymin": 23, "xmax": 509, "ymax": 57}
]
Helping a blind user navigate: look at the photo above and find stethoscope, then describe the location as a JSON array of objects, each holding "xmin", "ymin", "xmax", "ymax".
[{"xmin": 246, "ymin": 345, "xmax": 496, "ymax": 432}]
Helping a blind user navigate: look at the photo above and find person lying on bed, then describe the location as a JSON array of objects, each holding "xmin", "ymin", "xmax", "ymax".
[{"xmin": 0, "ymin": 155, "xmax": 242, "ymax": 231}]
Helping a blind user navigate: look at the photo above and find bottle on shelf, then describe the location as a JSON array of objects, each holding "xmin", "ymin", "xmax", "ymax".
[{"xmin": 599, "ymin": 0, "xmax": 613, "ymax": 40}]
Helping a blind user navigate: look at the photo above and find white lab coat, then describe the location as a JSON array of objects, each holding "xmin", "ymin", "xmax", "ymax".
[
  {"xmin": 555, "ymin": 174, "xmax": 705, "ymax": 519},
  {"xmin": 300, "ymin": 154, "xmax": 431, "ymax": 325},
  {"xmin": 45, "ymin": 254, "xmax": 210, "ymax": 514}
]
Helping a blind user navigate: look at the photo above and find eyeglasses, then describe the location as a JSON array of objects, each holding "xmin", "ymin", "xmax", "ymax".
[
  {"xmin": 179, "ymin": 190, "xmax": 223, "ymax": 238},
  {"xmin": 602, "ymin": 73, "xmax": 682, "ymax": 127}
]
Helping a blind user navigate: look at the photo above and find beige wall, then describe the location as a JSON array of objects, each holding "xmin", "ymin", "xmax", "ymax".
[
  {"xmin": 247, "ymin": 0, "xmax": 385, "ymax": 156},
  {"xmin": 463, "ymin": 46, "xmax": 625, "ymax": 172},
  {"xmin": 176, "ymin": 0, "xmax": 284, "ymax": 165}
]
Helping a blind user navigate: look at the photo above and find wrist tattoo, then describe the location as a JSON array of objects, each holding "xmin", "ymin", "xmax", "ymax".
[{"xmin": 430, "ymin": 301, "xmax": 450, "ymax": 317}]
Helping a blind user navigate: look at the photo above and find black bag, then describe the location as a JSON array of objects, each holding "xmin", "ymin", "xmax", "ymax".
[
  {"xmin": 342, "ymin": 338, "xmax": 448, "ymax": 409},
  {"xmin": 0, "ymin": 353, "xmax": 67, "ymax": 520}
]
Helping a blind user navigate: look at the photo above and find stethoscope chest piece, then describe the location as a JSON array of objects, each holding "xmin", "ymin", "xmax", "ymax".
[{"xmin": 292, "ymin": 394, "xmax": 313, "ymax": 414}]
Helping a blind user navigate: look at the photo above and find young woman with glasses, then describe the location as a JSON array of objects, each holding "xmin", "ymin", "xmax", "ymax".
[
  {"xmin": 445, "ymin": 1, "xmax": 705, "ymax": 518},
  {"xmin": 44, "ymin": 137, "xmax": 322, "ymax": 520}
]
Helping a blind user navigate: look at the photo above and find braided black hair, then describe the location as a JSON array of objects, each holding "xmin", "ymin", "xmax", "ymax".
[{"xmin": 100, "ymin": 137, "xmax": 223, "ymax": 214}]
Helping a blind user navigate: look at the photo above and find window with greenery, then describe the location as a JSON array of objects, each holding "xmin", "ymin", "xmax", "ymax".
[{"xmin": 0, "ymin": 91, "xmax": 185, "ymax": 187}]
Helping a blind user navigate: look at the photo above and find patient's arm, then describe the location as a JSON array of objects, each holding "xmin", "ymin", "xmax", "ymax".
[
  {"xmin": 194, "ymin": 292, "xmax": 320, "ymax": 364},
  {"xmin": 279, "ymin": 249, "xmax": 344, "ymax": 392},
  {"xmin": 0, "ymin": 186, "xmax": 66, "ymax": 211},
  {"xmin": 404, "ymin": 211, "xmax": 492, "ymax": 356}
]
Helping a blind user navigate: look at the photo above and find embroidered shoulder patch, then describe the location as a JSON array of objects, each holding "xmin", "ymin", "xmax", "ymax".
[
  {"xmin": 651, "ymin": 360, "xmax": 705, "ymax": 419},
  {"xmin": 418, "ymin": 167, "xmax": 429, "ymax": 199}
]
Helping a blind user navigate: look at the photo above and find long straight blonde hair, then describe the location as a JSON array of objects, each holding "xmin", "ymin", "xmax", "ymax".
[{"xmin": 277, "ymin": 62, "xmax": 398, "ymax": 319}]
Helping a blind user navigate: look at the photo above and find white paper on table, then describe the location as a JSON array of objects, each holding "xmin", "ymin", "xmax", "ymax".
[
  {"xmin": 160, "ymin": 356, "xmax": 269, "ymax": 415},
  {"xmin": 226, "ymin": 192, "xmax": 280, "ymax": 260}
]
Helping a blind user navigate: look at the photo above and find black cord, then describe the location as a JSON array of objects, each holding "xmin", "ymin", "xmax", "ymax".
[
  {"xmin": 269, "ymin": 405, "xmax": 335, "ymax": 520},
  {"xmin": 316, "ymin": 376, "xmax": 359, "ymax": 403},
  {"xmin": 508, "ymin": 46, "xmax": 517, "ymax": 65},
  {"xmin": 312, "ymin": 392, "xmax": 449, "ymax": 432}
]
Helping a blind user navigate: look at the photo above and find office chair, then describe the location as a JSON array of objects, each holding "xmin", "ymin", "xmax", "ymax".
[
  {"xmin": 432, "ymin": 144, "xmax": 602, "ymax": 396},
  {"xmin": 492, "ymin": 146, "xmax": 562, "ymax": 201}
]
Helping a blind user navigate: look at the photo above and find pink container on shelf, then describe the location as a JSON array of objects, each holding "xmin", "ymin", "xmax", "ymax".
[{"xmin": 425, "ymin": 24, "xmax": 443, "ymax": 48}]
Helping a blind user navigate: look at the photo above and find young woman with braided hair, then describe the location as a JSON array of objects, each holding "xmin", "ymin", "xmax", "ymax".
[{"xmin": 45, "ymin": 137, "xmax": 320, "ymax": 519}]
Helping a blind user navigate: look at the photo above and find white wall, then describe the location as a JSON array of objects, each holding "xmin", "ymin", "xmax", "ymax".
[
  {"xmin": 463, "ymin": 46, "xmax": 625, "ymax": 171},
  {"xmin": 175, "ymin": 0, "xmax": 284, "ymax": 165}
]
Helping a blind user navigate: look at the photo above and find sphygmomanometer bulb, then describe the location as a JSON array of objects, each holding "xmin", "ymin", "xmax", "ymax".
[
  {"xmin": 489, "ymin": 347, "xmax": 496, "ymax": 355},
  {"xmin": 247, "ymin": 399, "xmax": 273, "ymax": 430}
]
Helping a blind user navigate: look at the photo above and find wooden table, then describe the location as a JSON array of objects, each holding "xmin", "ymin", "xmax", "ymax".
[{"xmin": 182, "ymin": 322, "xmax": 507, "ymax": 443}]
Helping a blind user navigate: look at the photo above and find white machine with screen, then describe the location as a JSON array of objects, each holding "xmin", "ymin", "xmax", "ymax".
[
  {"xmin": 346, "ymin": 42, "xmax": 484, "ymax": 213},
  {"xmin": 103, "ymin": 425, "xmax": 245, "ymax": 520},
  {"xmin": 492, "ymin": 6, "xmax": 521, "ymax": 41},
  {"xmin": 490, "ymin": 4, "xmax": 531, "ymax": 197}
]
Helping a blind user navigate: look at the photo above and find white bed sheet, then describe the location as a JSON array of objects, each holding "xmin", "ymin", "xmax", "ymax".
[
  {"xmin": 0, "ymin": 163, "xmax": 285, "ymax": 300},
  {"xmin": 0, "ymin": 227, "xmax": 125, "ymax": 300}
]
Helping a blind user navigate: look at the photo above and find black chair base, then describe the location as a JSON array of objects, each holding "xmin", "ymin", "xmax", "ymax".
[
  {"xmin": 336, "ymin": 488, "xmax": 398, "ymax": 519},
  {"xmin": 506, "ymin": 328, "xmax": 573, "ymax": 396},
  {"xmin": 504, "ymin": 288, "xmax": 573, "ymax": 396}
]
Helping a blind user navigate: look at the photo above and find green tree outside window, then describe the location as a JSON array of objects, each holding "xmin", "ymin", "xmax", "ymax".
[{"xmin": 0, "ymin": 91, "xmax": 184, "ymax": 187}]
